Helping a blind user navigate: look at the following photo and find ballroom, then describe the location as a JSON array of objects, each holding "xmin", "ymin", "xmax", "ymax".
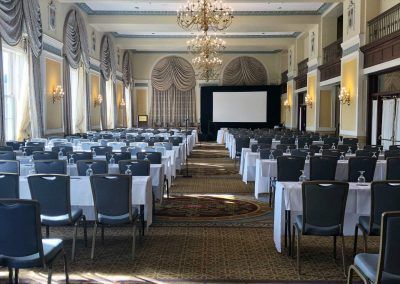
[{"xmin": 0, "ymin": 0, "xmax": 400, "ymax": 283}]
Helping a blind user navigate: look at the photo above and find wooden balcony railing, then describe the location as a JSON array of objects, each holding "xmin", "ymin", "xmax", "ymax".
[
  {"xmin": 368, "ymin": 3, "xmax": 400, "ymax": 43},
  {"xmin": 297, "ymin": 59, "xmax": 308, "ymax": 77},
  {"xmin": 323, "ymin": 38, "xmax": 342, "ymax": 64}
]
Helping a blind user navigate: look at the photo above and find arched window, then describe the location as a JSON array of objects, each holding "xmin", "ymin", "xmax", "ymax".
[{"xmin": 222, "ymin": 56, "xmax": 268, "ymax": 86}]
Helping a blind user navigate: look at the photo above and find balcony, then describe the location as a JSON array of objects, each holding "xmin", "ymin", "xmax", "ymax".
[
  {"xmin": 361, "ymin": 3, "xmax": 400, "ymax": 68},
  {"xmin": 295, "ymin": 59, "xmax": 308, "ymax": 89},
  {"xmin": 319, "ymin": 38, "xmax": 342, "ymax": 82}
]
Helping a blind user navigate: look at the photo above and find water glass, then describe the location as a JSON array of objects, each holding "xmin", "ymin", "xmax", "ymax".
[
  {"xmin": 332, "ymin": 143, "xmax": 336, "ymax": 149},
  {"xmin": 86, "ymin": 164, "xmax": 94, "ymax": 176},
  {"xmin": 299, "ymin": 170, "xmax": 307, "ymax": 182},
  {"xmin": 268, "ymin": 151, "xmax": 274, "ymax": 160},
  {"xmin": 109, "ymin": 154, "xmax": 116, "ymax": 165},
  {"xmin": 68, "ymin": 154, "xmax": 75, "ymax": 165},
  {"xmin": 306, "ymin": 152, "xmax": 311, "ymax": 161},
  {"xmin": 125, "ymin": 165, "xmax": 132, "ymax": 175},
  {"xmin": 286, "ymin": 146, "xmax": 291, "ymax": 154},
  {"xmin": 372, "ymin": 152, "xmax": 377, "ymax": 158},
  {"xmin": 58, "ymin": 148, "xmax": 64, "ymax": 159},
  {"xmin": 92, "ymin": 149, "xmax": 97, "ymax": 158},
  {"xmin": 357, "ymin": 170, "xmax": 366, "ymax": 185},
  {"xmin": 347, "ymin": 146, "xmax": 352, "ymax": 154},
  {"xmin": 340, "ymin": 152, "xmax": 345, "ymax": 160},
  {"xmin": 319, "ymin": 146, "xmax": 323, "ymax": 154}
]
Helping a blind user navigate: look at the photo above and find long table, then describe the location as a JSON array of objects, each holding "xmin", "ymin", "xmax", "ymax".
[
  {"xmin": 274, "ymin": 181, "xmax": 371, "ymax": 253},
  {"xmin": 19, "ymin": 175, "xmax": 153, "ymax": 229}
]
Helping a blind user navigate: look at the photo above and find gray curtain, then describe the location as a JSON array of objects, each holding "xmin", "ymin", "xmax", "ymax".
[
  {"xmin": 29, "ymin": 52, "xmax": 44, "ymax": 138},
  {"xmin": 0, "ymin": 0, "xmax": 43, "ymax": 144},
  {"xmin": 151, "ymin": 56, "xmax": 196, "ymax": 127},
  {"xmin": 222, "ymin": 56, "xmax": 268, "ymax": 86},
  {"xmin": 122, "ymin": 51, "xmax": 132, "ymax": 88},
  {"xmin": 62, "ymin": 9, "xmax": 90, "ymax": 135},
  {"xmin": 100, "ymin": 34, "xmax": 117, "ymax": 129}
]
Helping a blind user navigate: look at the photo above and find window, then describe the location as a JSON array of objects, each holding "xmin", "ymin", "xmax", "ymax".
[
  {"xmin": 106, "ymin": 80, "xmax": 114, "ymax": 129},
  {"xmin": 70, "ymin": 66, "xmax": 87, "ymax": 134},
  {"xmin": 2, "ymin": 47, "xmax": 29, "ymax": 141}
]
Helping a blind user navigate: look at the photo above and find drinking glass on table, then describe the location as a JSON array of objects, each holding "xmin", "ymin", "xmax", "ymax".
[
  {"xmin": 299, "ymin": 170, "xmax": 307, "ymax": 182},
  {"xmin": 340, "ymin": 152, "xmax": 345, "ymax": 160},
  {"xmin": 319, "ymin": 146, "xmax": 323, "ymax": 154},
  {"xmin": 372, "ymin": 152, "xmax": 377, "ymax": 158},
  {"xmin": 347, "ymin": 146, "xmax": 352, "ymax": 154},
  {"xmin": 58, "ymin": 148, "xmax": 64, "ymax": 159},
  {"xmin": 28, "ymin": 165, "xmax": 36, "ymax": 175},
  {"xmin": 92, "ymin": 149, "xmax": 96, "ymax": 158},
  {"xmin": 268, "ymin": 151, "xmax": 274, "ymax": 160},
  {"xmin": 357, "ymin": 171, "xmax": 366, "ymax": 186},
  {"xmin": 286, "ymin": 146, "xmax": 291, "ymax": 154},
  {"xmin": 86, "ymin": 164, "xmax": 94, "ymax": 176},
  {"xmin": 68, "ymin": 154, "xmax": 75, "ymax": 165},
  {"xmin": 109, "ymin": 154, "xmax": 116, "ymax": 165},
  {"xmin": 332, "ymin": 143, "xmax": 336, "ymax": 149},
  {"xmin": 125, "ymin": 164, "xmax": 132, "ymax": 175},
  {"xmin": 306, "ymin": 152, "xmax": 311, "ymax": 161}
]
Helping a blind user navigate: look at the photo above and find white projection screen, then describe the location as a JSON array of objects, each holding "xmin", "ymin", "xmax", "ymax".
[{"xmin": 212, "ymin": 91, "xmax": 268, "ymax": 122}]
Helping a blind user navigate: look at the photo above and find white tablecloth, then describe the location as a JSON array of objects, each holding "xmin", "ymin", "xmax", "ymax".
[
  {"xmin": 274, "ymin": 182, "xmax": 371, "ymax": 253},
  {"xmin": 19, "ymin": 176, "xmax": 153, "ymax": 227},
  {"xmin": 217, "ymin": 129, "xmax": 228, "ymax": 144}
]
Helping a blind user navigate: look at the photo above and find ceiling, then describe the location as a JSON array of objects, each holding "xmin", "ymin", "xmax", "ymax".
[{"xmin": 58, "ymin": 0, "xmax": 343, "ymax": 53}]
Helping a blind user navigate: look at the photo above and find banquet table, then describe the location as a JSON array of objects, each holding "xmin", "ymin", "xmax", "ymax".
[
  {"xmin": 217, "ymin": 129, "xmax": 228, "ymax": 144},
  {"xmin": 274, "ymin": 181, "xmax": 372, "ymax": 253},
  {"xmin": 254, "ymin": 159, "xmax": 386, "ymax": 199},
  {"xmin": 19, "ymin": 175, "xmax": 153, "ymax": 228}
]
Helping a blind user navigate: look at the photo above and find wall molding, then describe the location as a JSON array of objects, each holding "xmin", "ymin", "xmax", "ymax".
[
  {"xmin": 320, "ymin": 76, "xmax": 341, "ymax": 86},
  {"xmin": 294, "ymin": 86, "xmax": 307, "ymax": 93},
  {"xmin": 45, "ymin": 128, "xmax": 64, "ymax": 135}
]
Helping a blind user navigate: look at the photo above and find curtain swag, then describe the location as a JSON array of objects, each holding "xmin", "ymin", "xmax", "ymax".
[
  {"xmin": 100, "ymin": 34, "xmax": 117, "ymax": 82},
  {"xmin": 222, "ymin": 56, "xmax": 268, "ymax": 86},
  {"xmin": 122, "ymin": 50, "xmax": 132, "ymax": 88}
]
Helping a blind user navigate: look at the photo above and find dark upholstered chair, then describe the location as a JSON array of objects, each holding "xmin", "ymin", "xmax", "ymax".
[
  {"xmin": 297, "ymin": 137, "xmax": 313, "ymax": 149},
  {"xmin": 26, "ymin": 141, "xmax": 45, "ymax": 148},
  {"xmin": 28, "ymin": 174, "xmax": 87, "ymax": 261},
  {"xmin": 89, "ymin": 175, "xmax": 138, "ymax": 260},
  {"xmin": 280, "ymin": 137, "xmax": 295, "ymax": 145},
  {"xmin": 348, "ymin": 157, "xmax": 377, "ymax": 182},
  {"xmin": 364, "ymin": 145, "xmax": 380, "ymax": 152},
  {"xmin": 309, "ymin": 156, "xmax": 337, "ymax": 181},
  {"xmin": 384, "ymin": 150, "xmax": 400, "ymax": 159},
  {"xmin": 32, "ymin": 151, "xmax": 58, "ymax": 160},
  {"xmin": 257, "ymin": 137, "xmax": 273, "ymax": 145},
  {"xmin": 292, "ymin": 181, "xmax": 349, "ymax": 275},
  {"xmin": 137, "ymin": 151, "xmax": 162, "ymax": 164},
  {"xmin": 0, "ymin": 199, "xmax": 68, "ymax": 283},
  {"xmin": 0, "ymin": 160, "xmax": 19, "ymax": 174},
  {"xmin": 277, "ymin": 156, "xmax": 305, "ymax": 182},
  {"xmin": 343, "ymin": 138, "xmax": 358, "ymax": 146},
  {"xmin": 353, "ymin": 181, "xmax": 400, "ymax": 256},
  {"xmin": 6, "ymin": 141, "xmax": 24, "ymax": 150},
  {"xmin": 310, "ymin": 144, "xmax": 330, "ymax": 153},
  {"xmin": 234, "ymin": 137, "xmax": 250, "ymax": 167},
  {"xmin": 69, "ymin": 151, "xmax": 93, "ymax": 162},
  {"xmin": 90, "ymin": 146, "xmax": 113, "ymax": 156},
  {"xmin": 276, "ymin": 144, "xmax": 296, "ymax": 152},
  {"xmin": 355, "ymin": 150, "xmax": 375, "ymax": 157},
  {"xmin": 0, "ymin": 173, "xmax": 19, "ymax": 198},
  {"xmin": 259, "ymin": 149, "xmax": 283, "ymax": 160},
  {"xmin": 386, "ymin": 157, "xmax": 400, "ymax": 180},
  {"xmin": 51, "ymin": 146, "xmax": 73, "ymax": 156},
  {"xmin": 323, "ymin": 137, "xmax": 339, "ymax": 147},
  {"xmin": 291, "ymin": 149, "xmax": 314, "ymax": 158},
  {"xmin": 34, "ymin": 160, "xmax": 67, "ymax": 175},
  {"xmin": 388, "ymin": 145, "xmax": 400, "ymax": 151},
  {"xmin": 118, "ymin": 160, "xmax": 151, "ymax": 176},
  {"xmin": 338, "ymin": 144, "xmax": 357, "ymax": 154},
  {"xmin": 0, "ymin": 151, "xmax": 16, "ymax": 160},
  {"xmin": 0, "ymin": 146, "xmax": 13, "ymax": 152},
  {"xmin": 251, "ymin": 143, "xmax": 271, "ymax": 153},
  {"xmin": 106, "ymin": 152, "xmax": 131, "ymax": 164},
  {"xmin": 322, "ymin": 149, "xmax": 342, "ymax": 159},
  {"xmin": 21, "ymin": 146, "xmax": 44, "ymax": 156},
  {"xmin": 348, "ymin": 211, "xmax": 400, "ymax": 284},
  {"xmin": 169, "ymin": 136, "xmax": 183, "ymax": 146},
  {"xmin": 76, "ymin": 160, "xmax": 108, "ymax": 176}
]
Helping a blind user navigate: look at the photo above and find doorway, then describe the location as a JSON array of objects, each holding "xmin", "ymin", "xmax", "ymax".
[{"xmin": 297, "ymin": 92, "xmax": 306, "ymax": 131}]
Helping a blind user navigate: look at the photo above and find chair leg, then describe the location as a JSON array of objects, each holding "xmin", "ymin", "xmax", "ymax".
[
  {"xmin": 333, "ymin": 236, "xmax": 337, "ymax": 260},
  {"xmin": 72, "ymin": 222, "xmax": 78, "ymax": 261},
  {"xmin": 82, "ymin": 215, "xmax": 88, "ymax": 247},
  {"xmin": 132, "ymin": 223, "xmax": 136, "ymax": 260},
  {"xmin": 353, "ymin": 225, "xmax": 359, "ymax": 257},
  {"xmin": 46, "ymin": 226, "xmax": 50, "ymax": 238},
  {"xmin": 8, "ymin": 268, "xmax": 13, "ymax": 283},
  {"xmin": 361, "ymin": 231, "xmax": 368, "ymax": 253},
  {"xmin": 15, "ymin": 268, "xmax": 19, "ymax": 284},
  {"xmin": 341, "ymin": 236, "xmax": 347, "ymax": 277},
  {"xmin": 63, "ymin": 249, "xmax": 69, "ymax": 283},
  {"xmin": 291, "ymin": 225, "xmax": 296, "ymax": 258},
  {"xmin": 296, "ymin": 231, "xmax": 301, "ymax": 275},
  {"xmin": 91, "ymin": 223, "xmax": 97, "ymax": 260},
  {"xmin": 347, "ymin": 265, "xmax": 354, "ymax": 284},
  {"xmin": 47, "ymin": 264, "xmax": 53, "ymax": 284},
  {"xmin": 101, "ymin": 225, "xmax": 105, "ymax": 244}
]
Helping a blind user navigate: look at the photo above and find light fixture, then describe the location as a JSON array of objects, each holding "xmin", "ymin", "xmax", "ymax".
[
  {"xmin": 120, "ymin": 98, "xmax": 126, "ymax": 108},
  {"xmin": 94, "ymin": 94, "xmax": 103, "ymax": 107},
  {"xmin": 177, "ymin": 0, "xmax": 234, "ymax": 32},
  {"xmin": 284, "ymin": 99, "xmax": 290, "ymax": 110},
  {"xmin": 339, "ymin": 87, "xmax": 351, "ymax": 105},
  {"xmin": 187, "ymin": 31, "xmax": 226, "ymax": 55},
  {"xmin": 305, "ymin": 94, "xmax": 313, "ymax": 108},
  {"xmin": 52, "ymin": 85, "xmax": 64, "ymax": 104}
]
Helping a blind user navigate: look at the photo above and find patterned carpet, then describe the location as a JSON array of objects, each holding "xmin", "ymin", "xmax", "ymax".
[{"xmin": 6, "ymin": 143, "xmax": 373, "ymax": 283}]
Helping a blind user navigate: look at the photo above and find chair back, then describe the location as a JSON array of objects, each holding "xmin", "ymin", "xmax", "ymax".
[
  {"xmin": 348, "ymin": 157, "xmax": 377, "ymax": 182},
  {"xmin": 106, "ymin": 152, "xmax": 131, "ymax": 163},
  {"xmin": 291, "ymin": 149, "xmax": 314, "ymax": 158},
  {"xmin": 376, "ymin": 211, "xmax": 400, "ymax": 283},
  {"xmin": 260, "ymin": 149, "xmax": 283, "ymax": 159},
  {"xmin": 90, "ymin": 175, "xmax": 133, "ymax": 222},
  {"xmin": 280, "ymin": 137, "xmax": 295, "ymax": 145},
  {"xmin": 370, "ymin": 182, "xmax": 400, "ymax": 229},
  {"xmin": 322, "ymin": 149, "xmax": 341, "ymax": 159},
  {"xmin": 297, "ymin": 137, "xmax": 313, "ymax": 149},
  {"xmin": 310, "ymin": 144, "xmax": 330, "ymax": 153},
  {"xmin": 257, "ymin": 137, "xmax": 273, "ymax": 145},
  {"xmin": 0, "ymin": 151, "xmax": 16, "ymax": 160},
  {"xmin": 235, "ymin": 138, "xmax": 250, "ymax": 155},
  {"xmin": 0, "ymin": 160, "xmax": 19, "ymax": 174},
  {"xmin": 364, "ymin": 145, "xmax": 380, "ymax": 152},
  {"xmin": 0, "ymin": 200, "xmax": 44, "ymax": 264},
  {"xmin": 21, "ymin": 146, "xmax": 45, "ymax": 156},
  {"xmin": 70, "ymin": 151, "xmax": 93, "ymax": 162},
  {"xmin": 309, "ymin": 156, "xmax": 337, "ymax": 181},
  {"xmin": 118, "ymin": 160, "xmax": 150, "ymax": 176},
  {"xmin": 90, "ymin": 146, "xmax": 113, "ymax": 156},
  {"xmin": 0, "ymin": 174, "xmax": 19, "ymax": 198},
  {"xmin": 343, "ymin": 138, "xmax": 358, "ymax": 146},
  {"xmin": 76, "ymin": 160, "xmax": 108, "ymax": 176},
  {"xmin": 137, "ymin": 151, "xmax": 162, "ymax": 164},
  {"xmin": 276, "ymin": 144, "xmax": 296, "ymax": 151},
  {"xmin": 26, "ymin": 141, "xmax": 45, "ymax": 148},
  {"xmin": 34, "ymin": 160, "xmax": 67, "ymax": 175},
  {"xmin": 386, "ymin": 157, "xmax": 400, "ymax": 180},
  {"xmin": 388, "ymin": 145, "xmax": 400, "ymax": 151},
  {"xmin": 251, "ymin": 143, "xmax": 271, "ymax": 153},
  {"xmin": 338, "ymin": 144, "xmax": 357, "ymax": 153},
  {"xmin": 51, "ymin": 146, "xmax": 73, "ymax": 156},
  {"xmin": 154, "ymin": 142, "xmax": 173, "ymax": 150},
  {"xmin": 277, "ymin": 156, "xmax": 305, "ymax": 181},
  {"xmin": 169, "ymin": 136, "xmax": 183, "ymax": 146},
  {"xmin": 384, "ymin": 150, "xmax": 400, "ymax": 159},
  {"xmin": 355, "ymin": 150, "xmax": 374, "ymax": 157},
  {"xmin": 301, "ymin": 181, "xmax": 349, "ymax": 235},
  {"xmin": 28, "ymin": 175, "xmax": 71, "ymax": 219},
  {"xmin": 6, "ymin": 141, "xmax": 24, "ymax": 150},
  {"xmin": 0, "ymin": 146, "xmax": 13, "ymax": 152},
  {"xmin": 32, "ymin": 151, "xmax": 58, "ymax": 160},
  {"xmin": 323, "ymin": 137, "xmax": 339, "ymax": 147}
]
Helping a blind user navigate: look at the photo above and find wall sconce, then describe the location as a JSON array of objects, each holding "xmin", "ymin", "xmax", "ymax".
[
  {"xmin": 305, "ymin": 94, "xmax": 313, "ymax": 108},
  {"xmin": 339, "ymin": 87, "xmax": 351, "ymax": 106},
  {"xmin": 52, "ymin": 85, "xmax": 64, "ymax": 104},
  {"xmin": 94, "ymin": 94, "xmax": 103, "ymax": 107},
  {"xmin": 119, "ymin": 98, "xmax": 126, "ymax": 108},
  {"xmin": 284, "ymin": 99, "xmax": 290, "ymax": 110}
]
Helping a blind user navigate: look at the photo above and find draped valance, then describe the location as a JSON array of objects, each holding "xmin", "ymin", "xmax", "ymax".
[
  {"xmin": 122, "ymin": 50, "xmax": 132, "ymax": 88},
  {"xmin": 151, "ymin": 56, "xmax": 196, "ymax": 92},
  {"xmin": 100, "ymin": 34, "xmax": 117, "ymax": 82},
  {"xmin": 0, "ymin": 0, "xmax": 42, "ymax": 57},
  {"xmin": 222, "ymin": 56, "xmax": 268, "ymax": 86},
  {"xmin": 63, "ymin": 9, "xmax": 90, "ymax": 70}
]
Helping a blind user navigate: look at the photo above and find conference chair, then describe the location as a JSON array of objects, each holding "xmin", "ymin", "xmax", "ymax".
[
  {"xmin": 137, "ymin": 152, "xmax": 169, "ymax": 198},
  {"xmin": 118, "ymin": 160, "xmax": 151, "ymax": 176},
  {"xmin": 259, "ymin": 149, "xmax": 283, "ymax": 160},
  {"xmin": 32, "ymin": 151, "xmax": 58, "ymax": 160},
  {"xmin": 386, "ymin": 157, "xmax": 400, "ymax": 180},
  {"xmin": 292, "ymin": 181, "xmax": 349, "ymax": 275},
  {"xmin": 309, "ymin": 144, "xmax": 330, "ymax": 153},
  {"xmin": 90, "ymin": 146, "xmax": 113, "ymax": 156},
  {"xmin": 234, "ymin": 137, "xmax": 250, "ymax": 167},
  {"xmin": 169, "ymin": 136, "xmax": 183, "ymax": 146},
  {"xmin": 348, "ymin": 211, "xmax": 400, "ymax": 284},
  {"xmin": 89, "ymin": 175, "xmax": 138, "ymax": 260},
  {"xmin": 51, "ymin": 146, "xmax": 73, "ymax": 156},
  {"xmin": 0, "ymin": 151, "xmax": 16, "ymax": 160},
  {"xmin": 355, "ymin": 150, "xmax": 375, "ymax": 157},
  {"xmin": 251, "ymin": 143, "xmax": 271, "ymax": 152},
  {"xmin": 348, "ymin": 157, "xmax": 377, "ymax": 182},
  {"xmin": 28, "ymin": 174, "xmax": 87, "ymax": 261},
  {"xmin": 106, "ymin": 152, "xmax": 131, "ymax": 164},
  {"xmin": 297, "ymin": 137, "xmax": 313, "ymax": 149},
  {"xmin": 322, "ymin": 149, "xmax": 342, "ymax": 159},
  {"xmin": 34, "ymin": 160, "xmax": 67, "ymax": 175},
  {"xmin": 0, "ymin": 160, "xmax": 19, "ymax": 174},
  {"xmin": 276, "ymin": 144, "xmax": 296, "ymax": 152},
  {"xmin": 338, "ymin": 144, "xmax": 357, "ymax": 154},
  {"xmin": 343, "ymin": 137, "xmax": 358, "ymax": 146},
  {"xmin": 353, "ymin": 181, "xmax": 400, "ymax": 256},
  {"xmin": 384, "ymin": 150, "xmax": 400, "ymax": 159},
  {"xmin": 323, "ymin": 137, "xmax": 339, "ymax": 147},
  {"xmin": 0, "ymin": 199, "xmax": 69, "ymax": 283},
  {"xmin": 291, "ymin": 149, "xmax": 314, "ymax": 158},
  {"xmin": 0, "ymin": 173, "xmax": 19, "ymax": 198},
  {"xmin": 388, "ymin": 145, "xmax": 400, "ymax": 151},
  {"xmin": 26, "ymin": 141, "xmax": 45, "ymax": 148},
  {"xmin": 76, "ymin": 160, "xmax": 108, "ymax": 176},
  {"xmin": 309, "ymin": 156, "xmax": 338, "ymax": 181},
  {"xmin": 21, "ymin": 146, "xmax": 45, "ymax": 156},
  {"xmin": 6, "ymin": 141, "xmax": 24, "ymax": 150},
  {"xmin": 364, "ymin": 145, "xmax": 381, "ymax": 152},
  {"xmin": 0, "ymin": 146, "xmax": 13, "ymax": 152},
  {"xmin": 68, "ymin": 151, "xmax": 93, "ymax": 163},
  {"xmin": 257, "ymin": 137, "xmax": 273, "ymax": 145}
]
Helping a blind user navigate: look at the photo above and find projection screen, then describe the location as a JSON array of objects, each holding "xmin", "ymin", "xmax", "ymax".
[{"xmin": 212, "ymin": 91, "xmax": 268, "ymax": 122}]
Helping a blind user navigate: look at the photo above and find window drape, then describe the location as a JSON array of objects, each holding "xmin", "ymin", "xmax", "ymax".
[
  {"xmin": 151, "ymin": 56, "xmax": 196, "ymax": 127},
  {"xmin": 221, "ymin": 56, "xmax": 268, "ymax": 86},
  {"xmin": 0, "ymin": 0, "xmax": 43, "ymax": 144},
  {"xmin": 381, "ymin": 99, "xmax": 396, "ymax": 149},
  {"xmin": 70, "ymin": 66, "xmax": 87, "ymax": 134},
  {"xmin": 62, "ymin": 9, "xmax": 90, "ymax": 134},
  {"xmin": 122, "ymin": 51, "xmax": 133, "ymax": 128}
]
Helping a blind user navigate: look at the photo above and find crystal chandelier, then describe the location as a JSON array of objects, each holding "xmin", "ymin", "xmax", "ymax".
[
  {"xmin": 177, "ymin": 0, "xmax": 234, "ymax": 32},
  {"xmin": 187, "ymin": 31, "xmax": 226, "ymax": 55}
]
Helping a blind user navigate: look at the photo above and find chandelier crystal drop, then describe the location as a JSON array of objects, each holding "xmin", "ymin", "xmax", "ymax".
[
  {"xmin": 177, "ymin": 0, "xmax": 234, "ymax": 32},
  {"xmin": 187, "ymin": 31, "xmax": 226, "ymax": 55}
]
